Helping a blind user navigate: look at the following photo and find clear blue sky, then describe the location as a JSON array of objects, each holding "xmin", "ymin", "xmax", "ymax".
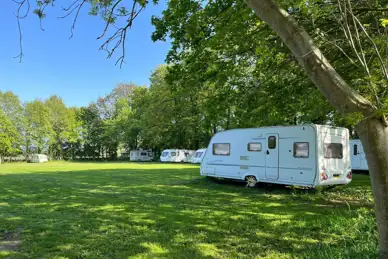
[{"xmin": 0, "ymin": 1, "xmax": 170, "ymax": 107}]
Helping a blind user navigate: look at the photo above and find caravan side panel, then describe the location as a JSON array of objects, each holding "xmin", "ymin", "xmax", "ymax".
[{"xmin": 201, "ymin": 126, "xmax": 318, "ymax": 186}]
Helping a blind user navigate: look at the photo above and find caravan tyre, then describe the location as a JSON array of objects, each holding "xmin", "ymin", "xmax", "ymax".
[{"xmin": 245, "ymin": 176, "xmax": 258, "ymax": 188}]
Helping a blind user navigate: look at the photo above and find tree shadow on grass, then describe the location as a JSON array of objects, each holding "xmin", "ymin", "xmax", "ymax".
[{"xmin": 0, "ymin": 166, "xmax": 376, "ymax": 258}]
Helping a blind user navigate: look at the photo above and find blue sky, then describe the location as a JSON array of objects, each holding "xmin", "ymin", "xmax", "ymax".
[{"xmin": 0, "ymin": 1, "xmax": 170, "ymax": 107}]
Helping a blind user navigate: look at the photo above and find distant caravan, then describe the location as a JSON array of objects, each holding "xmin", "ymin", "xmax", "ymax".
[
  {"xmin": 130, "ymin": 150, "xmax": 154, "ymax": 162},
  {"xmin": 201, "ymin": 125, "xmax": 352, "ymax": 188},
  {"xmin": 28, "ymin": 154, "xmax": 49, "ymax": 163},
  {"xmin": 191, "ymin": 149, "xmax": 207, "ymax": 164},
  {"xmin": 350, "ymin": 140, "xmax": 368, "ymax": 171},
  {"xmin": 160, "ymin": 149, "xmax": 195, "ymax": 163}
]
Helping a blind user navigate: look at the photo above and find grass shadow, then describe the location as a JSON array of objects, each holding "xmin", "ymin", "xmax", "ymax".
[{"xmin": 0, "ymin": 162, "xmax": 377, "ymax": 258}]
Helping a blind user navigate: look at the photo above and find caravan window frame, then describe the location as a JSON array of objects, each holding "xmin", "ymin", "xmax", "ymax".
[
  {"xmin": 248, "ymin": 143, "xmax": 262, "ymax": 152},
  {"xmin": 213, "ymin": 143, "xmax": 230, "ymax": 156},
  {"xmin": 293, "ymin": 142, "xmax": 309, "ymax": 158},
  {"xmin": 324, "ymin": 143, "xmax": 343, "ymax": 159}
]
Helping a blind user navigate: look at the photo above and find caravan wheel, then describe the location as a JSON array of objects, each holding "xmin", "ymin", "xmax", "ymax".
[{"xmin": 245, "ymin": 176, "xmax": 257, "ymax": 188}]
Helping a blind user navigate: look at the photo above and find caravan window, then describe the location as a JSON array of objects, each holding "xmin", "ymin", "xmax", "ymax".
[
  {"xmin": 141, "ymin": 152, "xmax": 147, "ymax": 156},
  {"xmin": 213, "ymin": 143, "xmax": 230, "ymax": 156},
  {"xmin": 171, "ymin": 152, "xmax": 177, "ymax": 157},
  {"xmin": 268, "ymin": 136, "xmax": 276, "ymax": 149},
  {"xmin": 184, "ymin": 152, "xmax": 189, "ymax": 157},
  {"xmin": 162, "ymin": 151, "xmax": 169, "ymax": 157},
  {"xmin": 195, "ymin": 152, "xmax": 203, "ymax": 158},
  {"xmin": 248, "ymin": 143, "xmax": 262, "ymax": 152},
  {"xmin": 293, "ymin": 142, "xmax": 309, "ymax": 158},
  {"xmin": 353, "ymin": 144, "xmax": 358, "ymax": 156},
  {"xmin": 324, "ymin": 143, "xmax": 343, "ymax": 159}
]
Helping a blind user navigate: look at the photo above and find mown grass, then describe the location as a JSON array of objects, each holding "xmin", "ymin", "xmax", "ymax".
[{"xmin": 0, "ymin": 162, "xmax": 377, "ymax": 258}]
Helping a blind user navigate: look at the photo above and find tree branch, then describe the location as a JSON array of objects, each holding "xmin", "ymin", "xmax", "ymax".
[
  {"xmin": 97, "ymin": 0, "xmax": 123, "ymax": 40},
  {"xmin": 98, "ymin": 1, "xmax": 144, "ymax": 68},
  {"xmin": 246, "ymin": 0, "xmax": 377, "ymax": 116},
  {"xmin": 13, "ymin": 0, "xmax": 30, "ymax": 63}
]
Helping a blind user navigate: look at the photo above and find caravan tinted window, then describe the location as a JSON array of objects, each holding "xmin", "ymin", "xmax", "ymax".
[
  {"xmin": 213, "ymin": 143, "xmax": 230, "ymax": 156},
  {"xmin": 248, "ymin": 143, "xmax": 262, "ymax": 152},
  {"xmin": 171, "ymin": 152, "xmax": 177, "ymax": 157},
  {"xmin": 162, "ymin": 151, "xmax": 169, "ymax": 157},
  {"xmin": 324, "ymin": 143, "xmax": 343, "ymax": 159},
  {"xmin": 141, "ymin": 152, "xmax": 147, "ymax": 156},
  {"xmin": 268, "ymin": 136, "xmax": 276, "ymax": 149},
  {"xmin": 353, "ymin": 144, "xmax": 358, "ymax": 156},
  {"xmin": 195, "ymin": 152, "xmax": 203, "ymax": 158},
  {"xmin": 294, "ymin": 142, "xmax": 309, "ymax": 158}
]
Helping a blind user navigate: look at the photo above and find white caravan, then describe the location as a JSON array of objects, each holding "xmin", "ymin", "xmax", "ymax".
[
  {"xmin": 160, "ymin": 149, "xmax": 195, "ymax": 163},
  {"xmin": 191, "ymin": 149, "xmax": 207, "ymax": 164},
  {"xmin": 201, "ymin": 125, "xmax": 352, "ymax": 187},
  {"xmin": 29, "ymin": 154, "xmax": 48, "ymax": 163},
  {"xmin": 350, "ymin": 139, "xmax": 368, "ymax": 171},
  {"xmin": 130, "ymin": 150, "xmax": 154, "ymax": 162}
]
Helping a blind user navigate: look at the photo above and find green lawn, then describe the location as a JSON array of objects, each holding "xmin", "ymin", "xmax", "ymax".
[{"xmin": 0, "ymin": 162, "xmax": 377, "ymax": 258}]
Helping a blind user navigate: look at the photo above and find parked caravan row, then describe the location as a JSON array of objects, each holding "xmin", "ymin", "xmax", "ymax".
[
  {"xmin": 160, "ymin": 149, "xmax": 196, "ymax": 163},
  {"xmin": 127, "ymin": 148, "xmax": 206, "ymax": 163},
  {"xmin": 200, "ymin": 124, "xmax": 353, "ymax": 188}
]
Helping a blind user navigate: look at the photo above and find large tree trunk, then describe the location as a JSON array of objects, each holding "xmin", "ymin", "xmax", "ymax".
[
  {"xmin": 357, "ymin": 118, "xmax": 388, "ymax": 258},
  {"xmin": 246, "ymin": 0, "xmax": 388, "ymax": 257}
]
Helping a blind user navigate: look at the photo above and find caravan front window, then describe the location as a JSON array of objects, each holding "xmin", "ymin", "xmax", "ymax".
[
  {"xmin": 324, "ymin": 143, "xmax": 343, "ymax": 159},
  {"xmin": 171, "ymin": 152, "xmax": 177, "ymax": 157},
  {"xmin": 213, "ymin": 143, "xmax": 230, "ymax": 156},
  {"xmin": 195, "ymin": 152, "xmax": 203, "ymax": 157},
  {"xmin": 162, "ymin": 151, "xmax": 169, "ymax": 157}
]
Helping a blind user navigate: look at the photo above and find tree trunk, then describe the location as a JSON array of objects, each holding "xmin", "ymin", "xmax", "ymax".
[{"xmin": 356, "ymin": 118, "xmax": 388, "ymax": 258}]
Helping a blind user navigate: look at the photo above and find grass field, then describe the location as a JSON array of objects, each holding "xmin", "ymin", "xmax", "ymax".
[{"xmin": 0, "ymin": 162, "xmax": 377, "ymax": 258}]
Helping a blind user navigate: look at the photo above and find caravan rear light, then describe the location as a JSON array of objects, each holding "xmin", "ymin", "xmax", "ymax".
[
  {"xmin": 321, "ymin": 172, "xmax": 328, "ymax": 181},
  {"xmin": 347, "ymin": 171, "xmax": 352, "ymax": 179}
]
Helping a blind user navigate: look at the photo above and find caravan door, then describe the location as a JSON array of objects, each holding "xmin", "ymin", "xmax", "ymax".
[
  {"xmin": 351, "ymin": 142, "xmax": 361, "ymax": 169},
  {"xmin": 265, "ymin": 134, "xmax": 279, "ymax": 179}
]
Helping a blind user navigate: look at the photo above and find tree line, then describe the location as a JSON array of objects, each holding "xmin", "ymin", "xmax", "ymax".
[{"xmin": 0, "ymin": 62, "xmax": 355, "ymax": 162}]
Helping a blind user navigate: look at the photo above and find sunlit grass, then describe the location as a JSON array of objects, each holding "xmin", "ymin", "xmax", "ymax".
[{"xmin": 0, "ymin": 162, "xmax": 377, "ymax": 258}]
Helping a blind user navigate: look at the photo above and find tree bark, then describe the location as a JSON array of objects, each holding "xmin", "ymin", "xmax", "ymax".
[
  {"xmin": 356, "ymin": 118, "xmax": 388, "ymax": 258},
  {"xmin": 245, "ymin": 0, "xmax": 388, "ymax": 257}
]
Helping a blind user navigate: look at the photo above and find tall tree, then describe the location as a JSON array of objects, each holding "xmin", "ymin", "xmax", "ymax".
[
  {"xmin": 45, "ymin": 96, "xmax": 78, "ymax": 159},
  {"xmin": 24, "ymin": 100, "xmax": 53, "ymax": 154},
  {"xmin": 0, "ymin": 91, "xmax": 24, "ymax": 153},
  {"xmin": 0, "ymin": 110, "xmax": 21, "ymax": 162}
]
